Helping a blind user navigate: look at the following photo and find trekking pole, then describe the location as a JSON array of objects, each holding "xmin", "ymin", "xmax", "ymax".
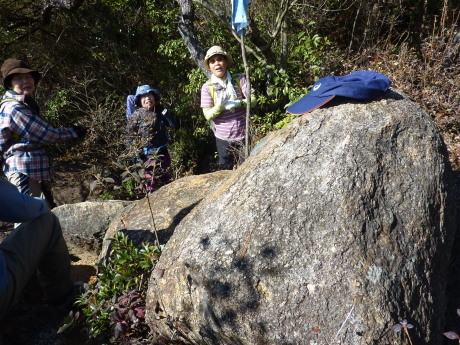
[
  {"xmin": 232, "ymin": 0, "xmax": 251, "ymax": 158},
  {"xmin": 240, "ymin": 31, "xmax": 251, "ymax": 159}
]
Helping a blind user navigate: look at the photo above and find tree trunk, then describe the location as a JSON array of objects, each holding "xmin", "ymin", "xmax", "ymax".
[
  {"xmin": 175, "ymin": 0, "xmax": 208, "ymax": 76},
  {"xmin": 45, "ymin": 0, "xmax": 85, "ymax": 10},
  {"xmin": 407, "ymin": 0, "xmax": 425, "ymax": 47}
]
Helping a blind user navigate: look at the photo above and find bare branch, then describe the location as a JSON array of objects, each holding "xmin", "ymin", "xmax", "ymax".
[
  {"xmin": 231, "ymin": 30, "xmax": 267, "ymax": 64},
  {"xmin": 270, "ymin": 0, "xmax": 298, "ymax": 40},
  {"xmin": 192, "ymin": 0, "xmax": 226, "ymax": 17}
]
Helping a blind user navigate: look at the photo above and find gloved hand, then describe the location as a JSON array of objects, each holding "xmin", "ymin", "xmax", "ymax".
[
  {"xmin": 72, "ymin": 125, "xmax": 87, "ymax": 138},
  {"xmin": 223, "ymin": 100, "xmax": 241, "ymax": 112},
  {"xmin": 215, "ymin": 92, "xmax": 230, "ymax": 107}
]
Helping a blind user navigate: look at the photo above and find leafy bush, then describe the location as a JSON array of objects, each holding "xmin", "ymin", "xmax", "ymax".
[{"xmin": 62, "ymin": 232, "xmax": 160, "ymax": 343}]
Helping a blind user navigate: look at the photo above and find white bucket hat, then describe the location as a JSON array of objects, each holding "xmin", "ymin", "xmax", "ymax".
[{"xmin": 203, "ymin": 46, "xmax": 233, "ymax": 70}]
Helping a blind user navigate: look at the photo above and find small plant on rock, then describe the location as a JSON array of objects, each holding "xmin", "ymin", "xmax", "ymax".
[
  {"xmin": 111, "ymin": 290, "xmax": 150, "ymax": 341},
  {"xmin": 392, "ymin": 319, "xmax": 414, "ymax": 345},
  {"xmin": 444, "ymin": 309, "xmax": 460, "ymax": 344}
]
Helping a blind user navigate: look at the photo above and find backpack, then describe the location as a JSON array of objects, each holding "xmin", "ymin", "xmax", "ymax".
[{"xmin": 125, "ymin": 96, "xmax": 174, "ymax": 147}]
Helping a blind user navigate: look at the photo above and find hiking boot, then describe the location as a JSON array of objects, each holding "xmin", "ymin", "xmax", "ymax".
[{"xmin": 47, "ymin": 281, "xmax": 85, "ymax": 310}]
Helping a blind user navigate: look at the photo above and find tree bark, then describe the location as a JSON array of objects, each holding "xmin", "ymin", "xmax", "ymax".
[
  {"xmin": 175, "ymin": 0, "xmax": 208, "ymax": 76},
  {"xmin": 44, "ymin": 0, "xmax": 85, "ymax": 10}
]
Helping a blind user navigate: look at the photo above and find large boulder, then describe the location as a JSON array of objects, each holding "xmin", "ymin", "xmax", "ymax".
[
  {"xmin": 146, "ymin": 90, "xmax": 455, "ymax": 345},
  {"xmin": 53, "ymin": 200, "xmax": 132, "ymax": 252},
  {"xmin": 53, "ymin": 200, "xmax": 132, "ymax": 283},
  {"xmin": 98, "ymin": 171, "xmax": 231, "ymax": 262}
]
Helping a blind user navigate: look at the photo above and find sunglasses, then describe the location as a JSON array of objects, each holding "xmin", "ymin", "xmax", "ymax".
[{"xmin": 209, "ymin": 56, "xmax": 226, "ymax": 64}]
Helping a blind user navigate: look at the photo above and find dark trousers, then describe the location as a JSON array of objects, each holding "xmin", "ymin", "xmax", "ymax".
[
  {"xmin": 216, "ymin": 137, "xmax": 245, "ymax": 170},
  {"xmin": 0, "ymin": 213, "xmax": 72, "ymax": 316},
  {"xmin": 143, "ymin": 150, "xmax": 172, "ymax": 189}
]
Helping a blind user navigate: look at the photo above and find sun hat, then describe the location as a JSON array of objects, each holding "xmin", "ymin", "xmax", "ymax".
[
  {"xmin": 286, "ymin": 71, "xmax": 391, "ymax": 115},
  {"xmin": 134, "ymin": 85, "xmax": 161, "ymax": 106},
  {"xmin": 1, "ymin": 58, "xmax": 41, "ymax": 89},
  {"xmin": 204, "ymin": 46, "xmax": 233, "ymax": 70}
]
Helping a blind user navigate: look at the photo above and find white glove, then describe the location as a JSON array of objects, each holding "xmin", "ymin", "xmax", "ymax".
[
  {"xmin": 215, "ymin": 92, "xmax": 230, "ymax": 107},
  {"xmin": 224, "ymin": 100, "xmax": 241, "ymax": 112}
]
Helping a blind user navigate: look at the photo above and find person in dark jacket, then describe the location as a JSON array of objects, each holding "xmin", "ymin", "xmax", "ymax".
[
  {"xmin": 0, "ymin": 178, "xmax": 74, "ymax": 317},
  {"xmin": 126, "ymin": 85, "xmax": 180, "ymax": 189}
]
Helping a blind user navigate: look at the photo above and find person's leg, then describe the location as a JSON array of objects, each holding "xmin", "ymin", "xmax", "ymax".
[
  {"xmin": 145, "ymin": 150, "xmax": 172, "ymax": 190},
  {"xmin": 216, "ymin": 137, "xmax": 234, "ymax": 170},
  {"xmin": 0, "ymin": 213, "xmax": 72, "ymax": 316},
  {"xmin": 6, "ymin": 172, "xmax": 43, "ymax": 198},
  {"xmin": 7, "ymin": 172, "xmax": 45, "ymax": 227},
  {"xmin": 158, "ymin": 150, "xmax": 172, "ymax": 186},
  {"xmin": 40, "ymin": 181, "xmax": 57, "ymax": 209}
]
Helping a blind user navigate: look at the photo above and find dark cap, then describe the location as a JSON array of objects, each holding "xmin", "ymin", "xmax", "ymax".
[
  {"xmin": 1, "ymin": 58, "xmax": 41, "ymax": 89},
  {"xmin": 286, "ymin": 71, "xmax": 391, "ymax": 115}
]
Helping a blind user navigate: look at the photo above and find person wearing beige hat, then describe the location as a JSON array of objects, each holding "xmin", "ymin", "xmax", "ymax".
[
  {"xmin": 0, "ymin": 58, "xmax": 86, "ymax": 207},
  {"xmin": 200, "ymin": 45, "xmax": 255, "ymax": 170}
]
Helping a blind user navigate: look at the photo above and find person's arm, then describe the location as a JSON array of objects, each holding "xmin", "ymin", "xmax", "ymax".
[
  {"xmin": 201, "ymin": 83, "xmax": 225, "ymax": 121},
  {"xmin": 0, "ymin": 179, "xmax": 49, "ymax": 223},
  {"xmin": 220, "ymin": 74, "xmax": 256, "ymax": 112},
  {"xmin": 202, "ymin": 105, "xmax": 225, "ymax": 121},
  {"xmin": 0, "ymin": 251, "xmax": 7, "ymax": 295},
  {"xmin": 158, "ymin": 106, "xmax": 180, "ymax": 130},
  {"xmin": 239, "ymin": 94, "xmax": 257, "ymax": 108},
  {"xmin": 222, "ymin": 95, "xmax": 256, "ymax": 112},
  {"xmin": 9, "ymin": 103, "xmax": 78, "ymax": 143}
]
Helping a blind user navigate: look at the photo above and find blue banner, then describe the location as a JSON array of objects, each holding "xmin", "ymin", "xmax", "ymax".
[{"xmin": 231, "ymin": 0, "xmax": 249, "ymax": 36}]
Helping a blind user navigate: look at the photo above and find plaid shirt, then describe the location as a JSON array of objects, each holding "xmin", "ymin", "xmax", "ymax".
[{"xmin": 0, "ymin": 91, "xmax": 78, "ymax": 181}]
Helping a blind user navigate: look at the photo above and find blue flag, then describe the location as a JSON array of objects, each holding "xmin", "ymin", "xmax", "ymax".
[{"xmin": 231, "ymin": 0, "xmax": 249, "ymax": 36}]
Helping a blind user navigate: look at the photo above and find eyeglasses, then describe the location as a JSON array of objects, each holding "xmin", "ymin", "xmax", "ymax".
[{"xmin": 209, "ymin": 56, "xmax": 226, "ymax": 64}]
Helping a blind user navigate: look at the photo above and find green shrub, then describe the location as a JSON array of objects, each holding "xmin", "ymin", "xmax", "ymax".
[{"xmin": 61, "ymin": 232, "xmax": 161, "ymax": 343}]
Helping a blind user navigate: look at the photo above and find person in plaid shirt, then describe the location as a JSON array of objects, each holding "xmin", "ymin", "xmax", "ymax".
[{"xmin": 0, "ymin": 58, "xmax": 86, "ymax": 207}]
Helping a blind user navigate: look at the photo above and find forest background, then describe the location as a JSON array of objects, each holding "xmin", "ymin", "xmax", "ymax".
[{"xmin": 0, "ymin": 0, "xmax": 459, "ymax": 200}]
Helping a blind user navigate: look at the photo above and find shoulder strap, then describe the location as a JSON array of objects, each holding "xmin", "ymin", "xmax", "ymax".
[
  {"xmin": 0, "ymin": 98, "xmax": 20, "ymax": 109},
  {"xmin": 0, "ymin": 98, "xmax": 19, "ymax": 105},
  {"xmin": 0, "ymin": 98, "xmax": 18, "ymax": 115},
  {"xmin": 0, "ymin": 98, "xmax": 21, "ymax": 158},
  {"xmin": 206, "ymin": 73, "xmax": 244, "ymax": 103},
  {"xmin": 232, "ymin": 74, "xmax": 243, "ymax": 95},
  {"xmin": 206, "ymin": 79, "xmax": 217, "ymax": 104}
]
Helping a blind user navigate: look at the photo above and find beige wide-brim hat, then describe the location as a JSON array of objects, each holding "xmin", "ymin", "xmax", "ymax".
[
  {"xmin": 1, "ymin": 58, "xmax": 41, "ymax": 88},
  {"xmin": 203, "ymin": 46, "xmax": 233, "ymax": 70}
]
